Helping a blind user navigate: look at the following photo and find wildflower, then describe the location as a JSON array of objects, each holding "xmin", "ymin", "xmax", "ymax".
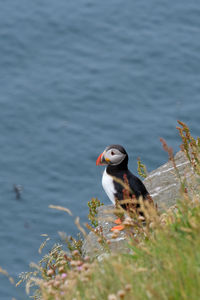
[
  {"xmin": 61, "ymin": 273, "xmax": 67, "ymax": 279},
  {"xmin": 117, "ymin": 289, "xmax": 126, "ymax": 299},
  {"xmin": 111, "ymin": 230, "xmax": 119, "ymax": 239},
  {"xmin": 60, "ymin": 259, "xmax": 67, "ymax": 265},
  {"xmin": 138, "ymin": 215, "xmax": 145, "ymax": 221},
  {"xmin": 77, "ymin": 260, "xmax": 83, "ymax": 266},
  {"xmin": 72, "ymin": 250, "xmax": 80, "ymax": 257},
  {"xmin": 47, "ymin": 269, "xmax": 54, "ymax": 276},
  {"xmin": 108, "ymin": 294, "xmax": 117, "ymax": 300},
  {"xmin": 123, "ymin": 217, "xmax": 134, "ymax": 226},
  {"xmin": 70, "ymin": 260, "xmax": 77, "ymax": 267},
  {"xmin": 84, "ymin": 255, "xmax": 90, "ymax": 262},
  {"xmin": 59, "ymin": 266, "xmax": 65, "ymax": 273}
]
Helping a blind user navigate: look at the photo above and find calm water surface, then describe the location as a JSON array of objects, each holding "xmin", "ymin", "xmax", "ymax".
[{"xmin": 0, "ymin": 0, "xmax": 200, "ymax": 298}]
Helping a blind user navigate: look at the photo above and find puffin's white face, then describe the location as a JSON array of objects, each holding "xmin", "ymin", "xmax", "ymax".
[{"xmin": 96, "ymin": 145, "xmax": 127, "ymax": 166}]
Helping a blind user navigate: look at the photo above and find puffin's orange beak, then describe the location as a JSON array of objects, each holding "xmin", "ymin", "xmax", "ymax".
[
  {"xmin": 96, "ymin": 152, "xmax": 107, "ymax": 166},
  {"xmin": 96, "ymin": 153, "xmax": 103, "ymax": 165}
]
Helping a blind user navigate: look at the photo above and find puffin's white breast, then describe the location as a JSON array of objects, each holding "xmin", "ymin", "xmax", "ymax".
[{"xmin": 102, "ymin": 169, "xmax": 116, "ymax": 204}]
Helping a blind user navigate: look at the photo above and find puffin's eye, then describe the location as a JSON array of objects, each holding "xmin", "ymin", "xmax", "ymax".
[{"xmin": 111, "ymin": 151, "xmax": 115, "ymax": 156}]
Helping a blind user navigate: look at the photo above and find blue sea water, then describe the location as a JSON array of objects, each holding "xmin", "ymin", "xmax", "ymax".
[{"xmin": 0, "ymin": 0, "xmax": 200, "ymax": 298}]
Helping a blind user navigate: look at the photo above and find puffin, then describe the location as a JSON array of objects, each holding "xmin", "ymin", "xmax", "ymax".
[{"xmin": 96, "ymin": 144, "xmax": 154, "ymax": 231}]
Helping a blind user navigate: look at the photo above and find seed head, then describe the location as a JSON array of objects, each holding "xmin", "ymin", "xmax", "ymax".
[{"xmin": 117, "ymin": 290, "xmax": 126, "ymax": 299}]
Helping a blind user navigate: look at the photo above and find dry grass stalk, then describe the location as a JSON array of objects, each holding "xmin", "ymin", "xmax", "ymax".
[{"xmin": 49, "ymin": 205, "xmax": 73, "ymax": 216}]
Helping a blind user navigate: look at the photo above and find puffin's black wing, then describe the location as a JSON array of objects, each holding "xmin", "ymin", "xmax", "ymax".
[
  {"xmin": 127, "ymin": 170, "xmax": 149, "ymax": 199},
  {"xmin": 112, "ymin": 170, "xmax": 149, "ymax": 201},
  {"xmin": 119, "ymin": 170, "xmax": 152, "ymax": 213}
]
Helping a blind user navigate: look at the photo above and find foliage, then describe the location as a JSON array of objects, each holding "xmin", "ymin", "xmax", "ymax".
[
  {"xmin": 177, "ymin": 120, "xmax": 200, "ymax": 175},
  {"xmin": 64, "ymin": 234, "xmax": 83, "ymax": 256},
  {"xmin": 19, "ymin": 185, "xmax": 200, "ymax": 300},
  {"xmin": 137, "ymin": 157, "xmax": 148, "ymax": 179},
  {"xmin": 88, "ymin": 198, "xmax": 104, "ymax": 227},
  {"xmin": 74, "ymin": 194, "xmax": 200, "ymax": 300}
]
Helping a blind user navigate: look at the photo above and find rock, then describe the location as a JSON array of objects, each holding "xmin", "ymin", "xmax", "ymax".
[
  {"xmin": 144, "ymin": 150, "xmax": 193, "ymax": 210},
  {"xmin": 82, "ymin": 206, "xmax": 129, "ymax": 257},
  {"xmin": 82, "ymin": 151, "xmax": 195, "ymax": 257}
]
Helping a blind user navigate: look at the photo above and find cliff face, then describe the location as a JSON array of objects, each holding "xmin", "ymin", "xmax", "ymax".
[{"xmin": 82, "ymin": 151, "xmax": 195, "ymax": 257}]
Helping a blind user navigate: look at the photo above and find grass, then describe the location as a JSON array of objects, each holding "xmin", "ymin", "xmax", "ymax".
[
  {"xmin": 75, "ymin": 197, "xmax": 200, "ymax": 300},
  {"xmin": 17, "ymin": 121, "xmax": 200, "ymax": 300},
  {"xmin": 19, "ymin": 191, "xmax": 200, "ymax": 300}
]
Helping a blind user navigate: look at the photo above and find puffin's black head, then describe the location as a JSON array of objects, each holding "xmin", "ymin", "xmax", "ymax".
[{"xmin": 96, "ymin": 144, "xmax": 128, "ymax": 166}]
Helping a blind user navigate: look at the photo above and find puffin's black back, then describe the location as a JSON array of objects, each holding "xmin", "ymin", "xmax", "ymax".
[{"xmin": 106, "ymin": 157, "xmax": 149, "ymax": 210}]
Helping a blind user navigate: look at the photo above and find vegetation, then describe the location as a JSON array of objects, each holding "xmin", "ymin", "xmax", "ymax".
[
  {"xmin": 137, "ymin": 157, "xmax": 148, "ymax": 179},
  {"xmin": 88, "ymin": 198, "xmax": 104, "ymax": 227},
  {"xmin": 16, "ymin": 121, "xmax": 200, "ymax": 300}
]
